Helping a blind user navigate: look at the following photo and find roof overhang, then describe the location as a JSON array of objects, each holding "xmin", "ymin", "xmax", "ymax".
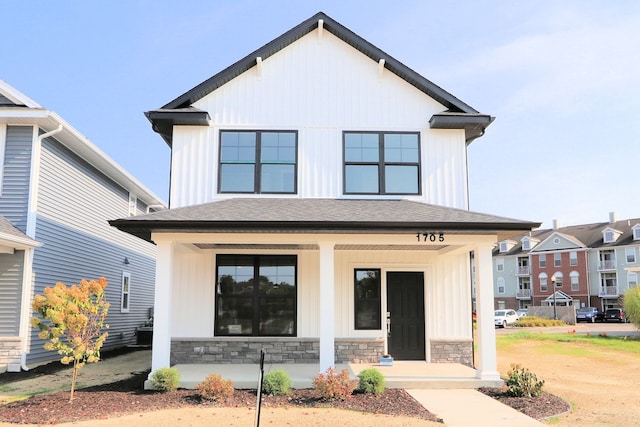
[
  {"xmin": 429, "ymin": 113, "xmax": 495, "ymax": 145},
  {"xmin": 144, "ymin": 108, "xmax": 211, "ymax": 147},
  {"xmin": 109, "ymin": 198, "xmax": 540, "ymax": 243}
]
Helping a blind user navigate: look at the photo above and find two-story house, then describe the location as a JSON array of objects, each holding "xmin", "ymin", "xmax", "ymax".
[
  {"xmin": 0, "ymin": 81, "xmax": 164, "ymax": 372},
  {"xmin": 492, "ymin": 213, "xmax": 640, "ymax": 313},
  {"xmin": 111, "ymin": 12, "xmax": 538, "ymax": 388}
]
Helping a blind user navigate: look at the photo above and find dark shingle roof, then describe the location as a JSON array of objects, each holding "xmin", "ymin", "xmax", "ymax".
[
  {"xmin": 0, "ymin": 216, "xmax": 39, "ymax": 247},
  {"xmin": 110, "ymin": 198, "xmax": 540, "ymax": 242}
]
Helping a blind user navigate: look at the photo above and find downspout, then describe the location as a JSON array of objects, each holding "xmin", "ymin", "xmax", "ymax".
[{"xmin": 21, "ymin": 124, "xmax": 63, "ymax": 371}]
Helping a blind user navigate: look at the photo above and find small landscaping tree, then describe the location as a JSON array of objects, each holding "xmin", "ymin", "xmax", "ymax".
[
  {"xmin": 623, "ymin": 287, "xmax": 640, "ymax": 329},
  {"xmin": 31, "ymin": 278, "xmax": 110, "ymax": 401}
]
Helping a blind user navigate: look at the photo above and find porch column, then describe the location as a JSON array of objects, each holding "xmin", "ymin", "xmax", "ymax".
[
  {"xmin": 151, "ymin": 238, "xmax": 174, "ymax": 372},
  {"xmin": 474, "ymin": 243, "xmax": 501, "ymax": 381},
  {"xmin": 318, "ymin": 241, "xmax": 335, "ymax": 372}
]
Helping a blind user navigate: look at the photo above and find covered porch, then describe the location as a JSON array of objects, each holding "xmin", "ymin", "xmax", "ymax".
[{"xmin": 168, "ymin": 360, "xmax": 502, "ymax": 390}]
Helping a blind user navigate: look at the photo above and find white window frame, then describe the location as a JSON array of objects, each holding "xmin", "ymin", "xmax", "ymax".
[
  {"xmin": 539, "ymin": 254, "xmax": 546, "ymax": 268},
  {"xmin": 539, "ymin": 273, "xmax": 548, "ymax": 292},
  {"xmin": 570, "ymin": 271, "xmax": 580, "ymax": 291},
  {"xmin": 633, "ymin": 225, "xmax": 640, "ymax": 241},
  {"xmin": 121, "ymin": 272, "xmax": 131, "ymax": 313},
  {"xmin": 626, "ymin": 247, "xmax": 636, "ymax": 263},
  {"xmin": 522, "ymin": 238, "xmax": 530, "ymax": 251},
  {"xmin": 496, "ymin": 258, "xmax": 504, "ymax": 272},
  {"xmin": 497, "ymin": 277, "xmax": 505, "ymax": 294},
  {"xmin": 570, "ymin": 251, "xmax": 578, "ymax": 266},
  {"xmin": 603, "ymin": 230, "xmax": 615, "ymax": 243},
  {"xmin": 128, "ymin": 194, "xmax": 137, "ymax": 216},
  {"xmin": 629, "ymin": 272, "xmax": 638, "ymax": 288},
  {"xmin": 554, "ymin": 252, "xmax": 561, "ymax": 267}
]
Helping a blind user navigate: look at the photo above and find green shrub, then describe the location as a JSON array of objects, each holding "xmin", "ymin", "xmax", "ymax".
[
  {"xmin": 262, "ymin": 369, "xmax": 292, "ymax": 396},
  {"xmin": 624, "ymin": 287, "xmax": 640, "ymax": 329},
  {"xmin": 514, "ymin": 316, "xmax": 565, "ymax": 327},
  {"xmin": 313, "ymin": 368, "xmax": 357, "ymax": 400},
  {"xmin": 196, "ymin": 374, "xmax": 234, "ymax": 401},
  {"xmin": 357, "ymin": 368, "xmax": 385, "ymax": 394},
  {"xmin": 504, "ymin": 363, "xmax": 544, "ymax": 397},
  {"xmin": 150, "ymin": 367, "xmax": 180, "ymax": 392}
]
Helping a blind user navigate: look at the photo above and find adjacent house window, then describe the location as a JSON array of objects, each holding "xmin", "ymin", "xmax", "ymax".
[
  {"xmin": 626, "ymin": 247, "xmax": 636, "ymax": 263},
  {"xmin": 219, "ymin": 131, "xmax": 297, "ymax": 194},
  {"xmin": 539, "ymin": 273, "xmax": 548, "ymax": 292},
  {"xmin": 570, "ymin": 271, "xmax": 580, "ymax": 291},
  {"xmin": 354, "ymin": 269, "xmax": 381, "ymax": 330},
  {"xmin": 539, "ymin": 254, "xmax": 547, "ymax": 268},
  {"xmin": 497, "ymin": 277, "xmax": 505, "ymax": 294},
  {"xmin": 553, "ymin": 272, "xmax": 563, "ymax": 287},
  {"xmin": 628, "ymin": 272, "xmax": 638, "ymax": 288},
  {"xmin": 121, "ymin": 272, "xmax": 131, "ymax": 313},
  {"xmin": 633, "ymin": 226, "xmax": 640, "ymax": 240},
  {"xmin": 496, "ymin": 258, "xmax": 504, "ymax": 272},
  {"xmin": 343, "ymin": 132, "xmax": 420, "ymax": 195},
  {"xmin": 554, "ymin": 252, "xmax": 562, "ymax": 267},
  {"xmin": 215, "ymin": 255, "xmax": 296, "ymax": 336},
  {"xmin": 570, "ymin": 251, "xmax": 578, "ymax": 266},
  {"xmin": 522, "ymin": 238, "xmax": 530, "ymax": 251},
  {"xmin": 128, "ymin": 194, "xmax": 137, "ymax": 216}
]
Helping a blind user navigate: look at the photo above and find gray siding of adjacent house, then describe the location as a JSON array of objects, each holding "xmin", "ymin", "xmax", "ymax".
[
  {"xmin": 0, "ymin": 126, "xmax": 33, "ymax": 232},
  {"xmin": 0, "ymin": 251, "xmax": 25, "ymax": 335},
  {"xmin": 27, "ymin": 136, "xmax": 156, "ymax": 365}
]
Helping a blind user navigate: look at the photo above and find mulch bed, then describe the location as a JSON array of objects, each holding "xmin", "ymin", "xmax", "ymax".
[{"xmin": 0, "ymin": 348, "xmax": 570, "ymax": 425}]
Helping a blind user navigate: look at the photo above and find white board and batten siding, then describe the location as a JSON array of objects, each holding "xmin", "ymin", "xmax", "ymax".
[
  {"xmin": 26, "ymin": 136, "xmax": 158, "ymax": 364},
  {"xmin": 168, "ymin": 240, "xmax": 472, "ymax": 345},
  {"xmin": 170, "ymin": 30, "xmax": 468, "ymax": 209}
]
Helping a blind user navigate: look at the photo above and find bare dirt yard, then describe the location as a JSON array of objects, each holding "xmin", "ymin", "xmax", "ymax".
[{"xmin": 495, "ymin": 328, "xmax": 640, "ymax": 426}]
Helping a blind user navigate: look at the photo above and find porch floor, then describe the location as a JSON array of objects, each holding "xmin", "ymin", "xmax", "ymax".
[{"xmin": 164, "ymin": 361, "xmax": 503, "ymax": 390}]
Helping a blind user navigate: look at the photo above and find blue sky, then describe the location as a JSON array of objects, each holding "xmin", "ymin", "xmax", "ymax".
[{"xmin": 3, "ymin": 1, "xmax": 639, "ymax": 229}]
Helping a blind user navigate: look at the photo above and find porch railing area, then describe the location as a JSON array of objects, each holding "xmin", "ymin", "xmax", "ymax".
[
  {"xmin": 516, "ymin": 289, "xmax": 532, "ymax": 299},
  {"xmin": 516, "ymin": 266, "xmax": 530, "ymax": 275},
  {"xmin": 599, "ymin": 286, "xmax": 619, "ymax": 297},
  {"xmin": 598, "ymin": 260, "xmax": 617, "ymax": 270}
]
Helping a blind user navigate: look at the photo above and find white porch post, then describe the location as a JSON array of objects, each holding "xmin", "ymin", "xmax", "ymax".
[
  {"xmin": 151, "ymin": 238, "xmax": 173, "ymax": 373},
  {"xmin": 474, "ymin": 243, "xmax": 501, "ymax": 381},
  {"xmin": 318, "ymin": 241, "xmax": 335, "ymax": 372}
]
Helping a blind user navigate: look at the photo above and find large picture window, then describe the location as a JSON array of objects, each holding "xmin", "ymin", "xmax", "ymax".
[
  {"xmin": 354, "ymin": 269, "xmax": 381, "ymax": 330},
  {"xmin": 343, "ymin": 132, "xmax": 420, "ymax": 195},
  {"xmin": 219, "ymin": 131, "xmax": 297, "ymax": 194},
  {"xmin": 216, "ymin": 255, "xmax": 296, "ymax": 336}
]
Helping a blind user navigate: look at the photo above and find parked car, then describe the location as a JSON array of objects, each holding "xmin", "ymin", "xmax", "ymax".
[
  {"xmin": 516, "ymin": 309, "xmax": 528, "ymax": 319},
  {"xmin": 604, "ymin": 309, "xmax": 627, "ymax": 323},
  {"xmin": 576, "ymin": 307, "xmax": 604, "ymax": 323},
  {"xmin": 494, "ymin": 309, "xmax": 519, "ymax": 328}
]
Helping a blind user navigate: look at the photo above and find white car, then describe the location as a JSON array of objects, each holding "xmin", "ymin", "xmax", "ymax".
[
  {"xmin": 516, "ymin": 309, "xmax": 528, "ymax": 319},
  {"xmin": 494, "ymin": 309, "xmax": 518, "ymax": 328}
]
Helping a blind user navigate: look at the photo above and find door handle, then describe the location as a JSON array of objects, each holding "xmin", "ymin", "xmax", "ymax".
[{"xmin": 386, "ymin": 312, "xmax": 391, "ymax": 337}]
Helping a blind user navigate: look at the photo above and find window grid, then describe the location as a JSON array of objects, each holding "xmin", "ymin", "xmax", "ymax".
[
  {"xmin": 539, "ymin": 254, "xmax": 546, "ymax": 268},
  {"xmin": 343, "ymin": 131, "xmax": 420, "ymax": 195},
  {"xmin": 121, "ymin": 272, "xmax": 131, "ymax": 313},
  {"xmin": 219, "ymin": 130, "xmax": 297, "ymax": 194}
]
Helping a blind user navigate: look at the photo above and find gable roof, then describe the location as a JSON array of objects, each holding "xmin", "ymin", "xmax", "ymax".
[
  {"xmin": 146, "ymin": 12, "xmax": 493, "ymax": 147},
  {"xmin": 0, "ymin": 80, "xmax": 165, "ymax": 208},
  {"xmin": 110, "ymin": 198, "xmax": 540, "ymax": 242}
]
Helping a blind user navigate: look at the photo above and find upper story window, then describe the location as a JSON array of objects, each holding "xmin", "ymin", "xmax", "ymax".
[
  {"xmin": 219, "ymin": 130, "xmax": 297, "ymax": 194},
  {"xmin": 633, "ymin": 225, "xmax": 640, "ymax": 240},
  {"xmin": 570, "ymin": 251, "xmax": 578, "ymax": 266},
  {"xmin": 497, "ymin": 277, "xmax": 505, "ymax": 294},
  {"xmin": 496, "ymin": 258, "xmax": 504, "ymax": 272},
  {"xmin": 343, "ymin": 132, "xmax": 420, "ymax": 195},
  {"xmin": 554, "ymin": 252, "xmax": 562, "ymax": 267},
  {"xmin": 626, "ymin": 247, "xmax": 636, "ymax": 263},
  {"xmin": 539, "ymin": 254, "xmax": 547, "ymax": 268},
  {"xmin": 128, "ymin": 194, "xmax": 137, "ymax": 216}
]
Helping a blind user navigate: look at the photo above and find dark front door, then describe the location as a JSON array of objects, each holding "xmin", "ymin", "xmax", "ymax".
[{"xmin": 386, "ymin": 272, "xmax": 425, "ymax": 360}]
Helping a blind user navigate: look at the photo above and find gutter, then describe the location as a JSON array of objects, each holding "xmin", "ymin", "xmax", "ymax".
[{"xmin": 20, "ymin": 124, "xmax": 63, "ymax": 372}]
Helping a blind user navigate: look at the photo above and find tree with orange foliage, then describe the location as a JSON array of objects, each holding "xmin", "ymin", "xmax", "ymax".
[{"xmin": 31, "ymin": 278, "xmax": 110, "ymax": 401}]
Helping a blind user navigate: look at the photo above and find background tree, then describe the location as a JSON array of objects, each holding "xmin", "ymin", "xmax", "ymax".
[
  {"xmin": 623, "ymin": 287, "xmax": 640, "ymax": 330},
  {"xmin": 31, "ymin": 278, "xmax": 110, "ymax": 401}
]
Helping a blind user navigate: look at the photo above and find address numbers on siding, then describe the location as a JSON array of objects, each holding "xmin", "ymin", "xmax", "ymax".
[{"xmin": 416, "ymin": 233, "xmax": 445, "ymax": 242}]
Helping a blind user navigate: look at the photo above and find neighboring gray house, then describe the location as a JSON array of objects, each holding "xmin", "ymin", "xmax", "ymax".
[{"xmin": 0, "ymin": 80, "xmax": 164, "ymax": 372}]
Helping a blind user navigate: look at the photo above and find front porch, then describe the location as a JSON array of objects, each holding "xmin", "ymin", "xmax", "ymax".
[{"xmin": 161, "ymin": 361, "xmax": 504, "ymax": 390}]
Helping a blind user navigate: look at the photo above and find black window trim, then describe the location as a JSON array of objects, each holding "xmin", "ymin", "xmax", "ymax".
[
  {"xmin": 218, "ymin": 129, "xmax": 299, "ymax": 195},
  {"xmin": 215, "ymin": 254, "xmax": 298, "ymax": 337},
  {"xmin": 342, "ymin": 131, "xmax": 421, "ymax": 196},
  {"xmin": 354, "ymin": 268, "xmax": 382, "ymax": 330}
]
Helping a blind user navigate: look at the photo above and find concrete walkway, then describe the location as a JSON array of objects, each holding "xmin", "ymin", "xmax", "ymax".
[{"xmin": 408, "ymin": 389, "xmax": 544, "ymax": 426}]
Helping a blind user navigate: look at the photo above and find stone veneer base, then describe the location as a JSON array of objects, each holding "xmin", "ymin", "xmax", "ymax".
[{"xmin": 430, "ymin": 339, "xmax": 473, "ymax": 367}]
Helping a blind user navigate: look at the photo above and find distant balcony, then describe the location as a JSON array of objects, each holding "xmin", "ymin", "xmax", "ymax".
[
  {"xmin": 516, "ymin": 266, "xmax": 530, "ymax": 276},
  {"xmin": 598, "ymin": 260, "xmax": 617, "ymax": 271},
  {"xmin": 599, "ymin": 286, "xmax": 619, "ymax": 297},
  {"xmin": 516, "ymin": 289, "xmax": 532, "ymax": 299}
]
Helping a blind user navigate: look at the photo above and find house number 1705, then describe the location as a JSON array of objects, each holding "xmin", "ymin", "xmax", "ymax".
[{"xmin": 417, "ymin": 233, "xmax": 445, "ymax": 242}]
